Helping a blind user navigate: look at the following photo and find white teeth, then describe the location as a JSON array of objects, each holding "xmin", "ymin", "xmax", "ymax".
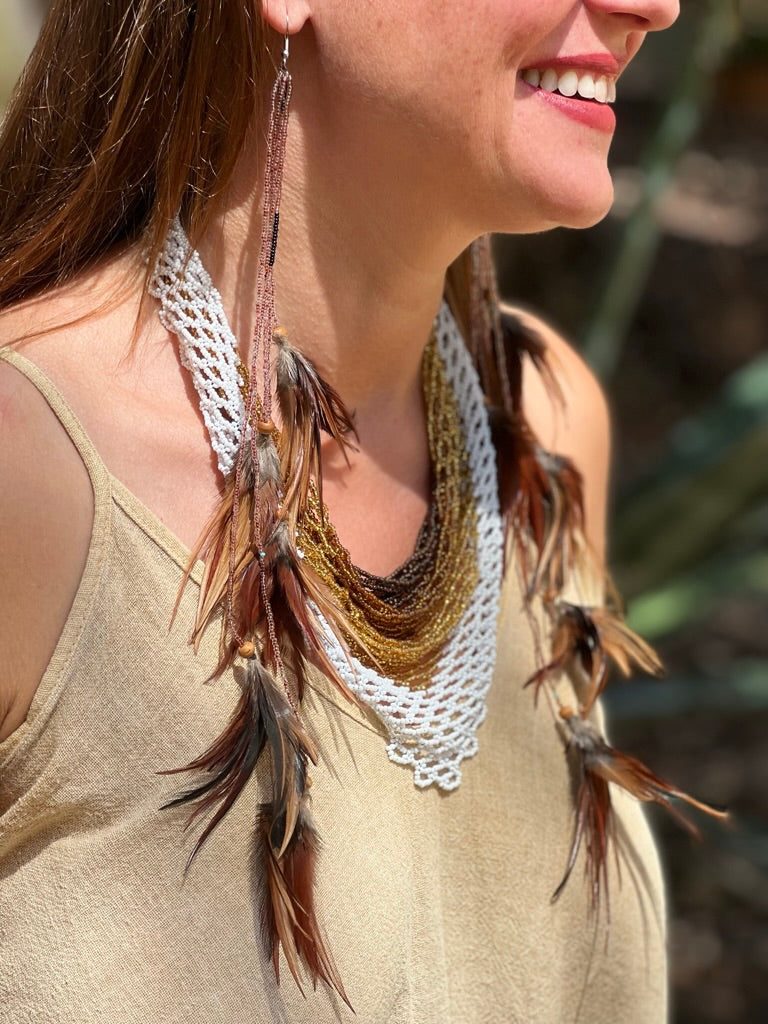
[
  {"xmin": 540, "ymin": 69, "xmax": 558, "ymax": 93},
  {"xmin": 522, "ymin": 67, "xmax": 617, "ymax": 104},
  {"xmin": 557, "ymin": 70, "xmax": 579, "ymax": 97},
  {"xmin": 577, "ymin": 74, "xmax": 596, "ymax": 100}
]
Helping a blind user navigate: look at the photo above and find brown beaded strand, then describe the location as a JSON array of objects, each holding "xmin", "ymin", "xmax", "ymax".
[{"xmin": 228, "ymin": 30, "xmax": 293, "ymax": 682}]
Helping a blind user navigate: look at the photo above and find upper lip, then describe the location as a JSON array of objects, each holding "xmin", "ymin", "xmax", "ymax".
[{"xmin": 521, "ymin": 54, "xmax": 623, "ymax": 78}]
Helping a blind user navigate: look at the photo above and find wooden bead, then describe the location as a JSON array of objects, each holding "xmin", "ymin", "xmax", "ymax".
[
  {"xmin": 305, "ymin": 774, "xmax": 313, "ymax": 790},
  {"xmin": 272, "ymin": 325, "xmax": 288, "ymax": 341},
  {"xmin": 256, "ymin": 419, "xmax": 276, "ymax": 435},
  {"xmin": 238, "ymin": 641, "xmax": 256, "ymax": 659}
]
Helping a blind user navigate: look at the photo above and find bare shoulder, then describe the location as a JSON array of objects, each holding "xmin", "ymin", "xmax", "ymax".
[
  {"xmin": 501, "ymin": 303, "xmax": 612, "ymax": 564},
  {"xmin": 0, "ymin": 352, "xmax": 93, "ymax": 742}
]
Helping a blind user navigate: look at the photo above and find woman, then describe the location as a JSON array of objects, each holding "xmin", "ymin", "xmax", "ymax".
[{"xmin": 0, "ymin": 1, "xmax": 720, "ymax": 1021}]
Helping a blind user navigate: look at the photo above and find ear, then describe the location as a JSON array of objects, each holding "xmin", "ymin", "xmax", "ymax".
[{"xmin": 261, "ymin": 0, "xmax": 312, "ymax": 36}]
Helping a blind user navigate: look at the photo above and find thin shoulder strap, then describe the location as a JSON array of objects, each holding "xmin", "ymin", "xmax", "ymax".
[{"xmin": 0, "ymin": 347, "xmax": 112, "ymax": 505}]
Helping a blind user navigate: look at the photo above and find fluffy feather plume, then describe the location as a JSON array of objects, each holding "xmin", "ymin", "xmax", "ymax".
[
  {"xmin": 184, "ymin": 438, "xmax": 356, "ymax": 700},
  {"xmin": 511, "ymin": 442, "xmax": 587, "ymax": 601},
  {"xmin": 159, "ymin": 659, "xmax": 286, "ymax": 867},
  {"xmin": 274, "ymin": 329, "xmax": 357, "ymax": 522},
  {"xmin": 259, "ymin": 802, "xmax": 350, "ymax": 1006},
  {"xmin": 161, "ymin": 658, "xmax": 349, "ymax": 1005},
  {"xmin": 553, "ymin": 708, "xmax": 728, "ymax": 910},
  {"xmin": 525, "ymin": 601, "xmax": 664, "ymax": 716}
]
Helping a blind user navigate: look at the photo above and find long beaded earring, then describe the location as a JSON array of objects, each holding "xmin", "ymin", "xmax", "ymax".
[{"xmin": 163, "ymin": 19, "xmax": 354, "ymax": 1006}]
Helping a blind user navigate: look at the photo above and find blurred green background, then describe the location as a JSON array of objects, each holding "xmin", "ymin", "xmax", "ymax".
[{"xmin": 2, "ymin": 1, "xmax": 766, "ymax": 1020}]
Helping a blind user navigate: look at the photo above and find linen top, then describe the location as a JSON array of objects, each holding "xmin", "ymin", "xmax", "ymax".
[{"xmin": 0, "ymin": 349, "xmax": 668, "ymax": 1024}]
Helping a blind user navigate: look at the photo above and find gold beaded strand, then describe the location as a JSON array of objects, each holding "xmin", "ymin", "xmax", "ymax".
[
  {"xmin": 296, "ymin": 334, "xmax": 479, "ymax": 689},
  {"xmin": 237, "ymin": 331, "xmax": 479, "ymax": 690}
]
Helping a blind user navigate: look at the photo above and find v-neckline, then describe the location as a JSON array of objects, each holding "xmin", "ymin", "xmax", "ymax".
[{"xmin": 109, "ymin": 474, "xmax": 205, "ymax": 583}]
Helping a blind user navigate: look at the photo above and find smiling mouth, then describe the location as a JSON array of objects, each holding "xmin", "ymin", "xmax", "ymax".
[{"xmin": 521, "ymin": 68, "xmax": 617, "ymax": 105}]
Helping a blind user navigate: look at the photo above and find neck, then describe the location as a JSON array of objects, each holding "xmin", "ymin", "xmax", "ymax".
[{"xmin": 195, "ymin": 67, "xmax": 473, "ymax": 448}]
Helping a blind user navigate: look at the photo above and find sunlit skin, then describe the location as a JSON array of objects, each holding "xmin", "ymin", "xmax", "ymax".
[
  {"xmin": 270, "ymin": 0, "xmax": 680, "ymax": 244},
  {"xmin": 213, "ymin": 0, "xmax": 681, "ymax": 376}
]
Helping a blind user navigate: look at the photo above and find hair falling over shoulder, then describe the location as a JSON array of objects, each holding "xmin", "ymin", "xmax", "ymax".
[
  {"xmin": 0, "ymin": 0, "xmax": 727, "ymax": 1005},
  {"xmin": 0, "ymin": 0, "xmax": 266, "ymax": 310}
]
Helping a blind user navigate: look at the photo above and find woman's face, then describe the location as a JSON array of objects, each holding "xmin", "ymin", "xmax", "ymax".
[{"xmin": 284, "ymin": 0, "xmax": 679, "ymax": 244}]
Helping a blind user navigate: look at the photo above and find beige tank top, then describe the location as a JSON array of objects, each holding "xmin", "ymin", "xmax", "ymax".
[{"xmin": 0, "ymin": 349, "xmax": 667, "ymax": 1024}]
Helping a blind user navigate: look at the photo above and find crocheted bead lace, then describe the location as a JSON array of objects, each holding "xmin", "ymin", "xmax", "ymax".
[
  {"xmin": 317, "ymin": 303, "xmax": 503, "ymax": 790},
  {"xmin": 149, "ymin": 219, "xmax": 245, "ymax": 476}
]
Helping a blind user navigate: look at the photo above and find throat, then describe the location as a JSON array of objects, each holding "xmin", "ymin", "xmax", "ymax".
[{"xmin": 316, "ymin": 464, "xmax": 433, "ymax": 579}]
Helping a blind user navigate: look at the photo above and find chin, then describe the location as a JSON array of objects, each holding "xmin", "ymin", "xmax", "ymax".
[
  {"xmin": 483, "ymin": 163, "xmax": 615, "ymax": 236},
  {"xmin": 558, "ymin": 190, "xmax": 615, "ymax": 229},
  {"xmin": 526, "ymin": 178, "xmax": 615, "ymax": 233},
  {"xmin": 564, "ymin": 159, "xmax": 616, "ymax": 224}
]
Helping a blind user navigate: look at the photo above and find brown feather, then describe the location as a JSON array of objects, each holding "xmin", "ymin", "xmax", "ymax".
[
  {"xmin": 491, "ymin": 415, "xmax": 586, "ymax": 604},
  {"xmin": 183, "ymin": 440, "xmax": 283, "ymax": 663},
  {"xmin": 259, "ymin": 804, "xmax": 351, "ymax": 1008},
  {"xmin": 588, "ymin": 607, "xmax": 664, "ymax": 688},
  {"xmin": 159, "ymin": 658, "xmax": 273, "ymax": 868},
  {"xmin": 270, "ymin": 550, "xmax": 357, "ymax": 702},
  {"xmin": 274, "ymin": 334, "xmax": 357, "ymax": 522},
  {"xmin": 554, "ymin": 710, "xmax": 728, "ymax": 910},
  {"xmin": 525, "ymin": 602, "xmax": 664, "ymax": 716},
  {"xmin": 160, "ymin": 657, "xmax": 351, "ymax": 1002}
]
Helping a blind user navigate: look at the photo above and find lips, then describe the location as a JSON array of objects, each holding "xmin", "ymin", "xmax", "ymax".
[{"xmin": 519, "ymin": 56, "xmax": 621, "ymax": 134}]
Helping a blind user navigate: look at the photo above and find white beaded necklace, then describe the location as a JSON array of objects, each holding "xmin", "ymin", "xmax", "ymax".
[{"xmin": 151, "ymin": 221, "xmax": 504, "ymax": 791}]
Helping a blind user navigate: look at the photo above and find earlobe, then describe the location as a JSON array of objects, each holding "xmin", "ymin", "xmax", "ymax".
[{"xmin": 260, "ymin": 0, "xmax": 311, "ymax": 36}]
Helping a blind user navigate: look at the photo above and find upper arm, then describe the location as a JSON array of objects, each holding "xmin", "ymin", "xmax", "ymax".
[
  {"xmin": 0, "ymin": 359, "xmax": 93, "ymax": 742},
  {"xmin": 502, "ymin": 304, "xmax": 612, "ymax": 568}
]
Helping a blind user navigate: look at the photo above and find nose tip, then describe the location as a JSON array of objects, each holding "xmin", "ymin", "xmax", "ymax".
[
  {"xmin": 591, "ymin": 0, "xmax": 680, "ymax": 33},
  {"xmin": 650, "ymin": 0, "xmax": 680, "ymax": 32}
]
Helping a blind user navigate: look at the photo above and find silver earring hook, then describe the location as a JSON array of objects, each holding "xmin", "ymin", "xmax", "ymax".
[{"xmin": 282, "ymin": 15, "xmax": 290, "ymax": 71}]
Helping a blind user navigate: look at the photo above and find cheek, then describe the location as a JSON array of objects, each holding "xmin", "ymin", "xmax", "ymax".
[
  {"xmin": 312, "ymin": 0, "xmax": 547, "ymax": 114},
  {"xmin": 308, "ymin": 1, "xmax": 616, "ymax": 231}
]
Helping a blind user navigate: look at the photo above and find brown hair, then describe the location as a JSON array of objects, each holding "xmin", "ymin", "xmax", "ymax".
[{"xmin": 0, "ymin": 0, "xmax": 267, "ymax": 311}]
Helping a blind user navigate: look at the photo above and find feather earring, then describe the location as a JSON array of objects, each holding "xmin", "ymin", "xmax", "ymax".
[
  {"xmin": 165, "ymin": 26, "xmax": 354, "ymax": 1005},
  {"xmin": 470, "ymin": 272, "xmax": 728, "ymax": 917}
]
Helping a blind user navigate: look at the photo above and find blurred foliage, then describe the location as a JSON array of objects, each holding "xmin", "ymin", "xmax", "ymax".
[
  {"xmin": 0, "ymin": 2, "xmax": 44, "ymax": 113},
  {"xmin": 615, "ymin": 351, "xmax": 768, "ymax": 611},
  {"xmin": 582, "ymin": 0, "xmax": 741, "ymax": 377}
]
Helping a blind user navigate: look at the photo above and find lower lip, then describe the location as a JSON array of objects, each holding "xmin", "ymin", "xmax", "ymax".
[{"xmin": 521, "ymin": 80, "xmax": 616, "ymax": 134}]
